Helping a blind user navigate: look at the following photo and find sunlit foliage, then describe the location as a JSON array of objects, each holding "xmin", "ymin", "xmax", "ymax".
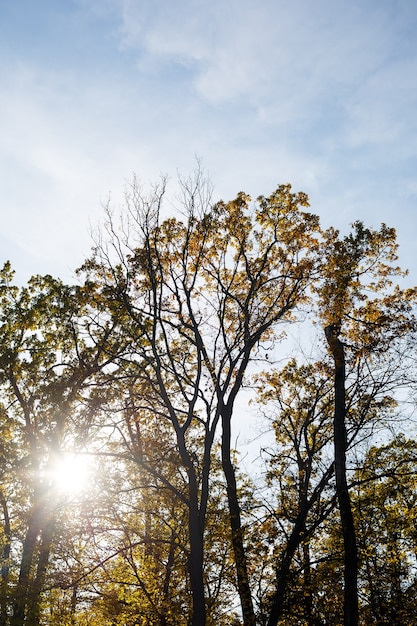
[{"xmin": 1, "ymin": 175, "xmax": 416, "ymax": 626}]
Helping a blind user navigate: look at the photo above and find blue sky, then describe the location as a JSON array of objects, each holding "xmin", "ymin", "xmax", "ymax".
[{"xmin": 1, "ymin": 0, "xmax": 416, "ymax": 282}]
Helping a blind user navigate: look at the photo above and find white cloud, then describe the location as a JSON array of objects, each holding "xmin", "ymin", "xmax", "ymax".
[
  {"xmin": 1, "ymin": 0, "xmax": 417, "ymax": 281},
  {"xmin": 74, "ymin": 0, "xmax": 417, "ymax": 161},
  {"xmin": 111, "ymin": 0, "xmax": 390, "ymax": 105}
]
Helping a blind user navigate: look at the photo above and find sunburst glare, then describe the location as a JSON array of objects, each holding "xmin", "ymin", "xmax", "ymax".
[{"xmin": 49, "ymin": 453, "xmax": 92, "ymax": 494}]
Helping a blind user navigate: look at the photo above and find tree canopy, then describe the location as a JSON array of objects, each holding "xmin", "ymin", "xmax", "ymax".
[{"xmin": 1, "ymin": 174, "xmax": 416, "ymax": 626}]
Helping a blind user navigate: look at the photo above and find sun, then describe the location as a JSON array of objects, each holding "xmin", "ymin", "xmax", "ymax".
[{"xmin": 49, "ymin": 453, "xmax": 92, "ymax": 494}]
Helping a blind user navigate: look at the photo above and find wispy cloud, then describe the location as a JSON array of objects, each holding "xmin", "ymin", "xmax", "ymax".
[
  {"xmin": 113, "ymin": 1, "xmax": 396, "ymax": 102},
  {"xmin": 1, "ymin": 0, "xmax": 417, "ymax": 279}
]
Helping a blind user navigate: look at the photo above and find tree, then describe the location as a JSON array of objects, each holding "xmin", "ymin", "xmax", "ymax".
[
  {"xmin": 256, "ymin": 349, "xmax": 407, "ymax": 624},
  {"xmin": 0, "ymin": 263, "xmax": 122, "ymax": 625},
  {"xmin": 2, "ymin": 174, "xmax": 416, "ymax": 626},
  {"xmin": 316, "ymin": 222, "xmax": 417, "ymax": 626},
  {"xmin": 80, "ymin": 173, "xmax": 323, "ymax": 625},
  {"xmin": 256, "ymin": 359, "xmax": 336, "ymax": 625},
  {"xmin": 354, "ymin": 435, "xmax": 417, "ymax": 625}
]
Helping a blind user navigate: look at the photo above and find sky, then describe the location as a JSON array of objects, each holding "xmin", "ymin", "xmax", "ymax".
[{"xmin": 1, "ymin": 0, "xmax": 417, "ymax": 283}]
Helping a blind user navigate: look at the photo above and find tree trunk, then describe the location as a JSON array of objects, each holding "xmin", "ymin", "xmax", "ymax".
[
  {"xmin": 266, "ymin": 462, "xmax": 335, "ymax": 626},
  {"xmin": 11, "ymin": 506, "xmax": 43, "ymax": 626},
  {"xmin": 176, "ymin": 430, "xmax": 207, "ymax": 626},
  {"xmin": 160, "ymin": 529, "xmax": 176, "ymax": 626},
  {"xmin": 266, "ymin": 523, "xmax": 304, "ymax": 626},
  {"xmin": 25, "ymin": 514, "xmax": 56, "ymax": 626},
  {"xmin": 187, "ymin": 472, "xmax": 206, "ymax": 626},
  {"xmin": 325, "ymin": 324, "xmax": 358, "ymax": 626},
  {"xmin": 11, "ymin": 476, "xmax": 57, "ymax": 626},
  {"xmin": 221, "ymin": 406, "xmax": 256, "ymax": 626},
  {"xmin": 0, "ymin": 493, "xmax": 11, "ymax": 626}
]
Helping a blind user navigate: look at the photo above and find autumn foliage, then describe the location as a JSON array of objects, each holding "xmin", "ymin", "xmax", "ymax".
[{"xmin": 1, "ymin": 173, "xmax": 416, "ymax": 626}]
